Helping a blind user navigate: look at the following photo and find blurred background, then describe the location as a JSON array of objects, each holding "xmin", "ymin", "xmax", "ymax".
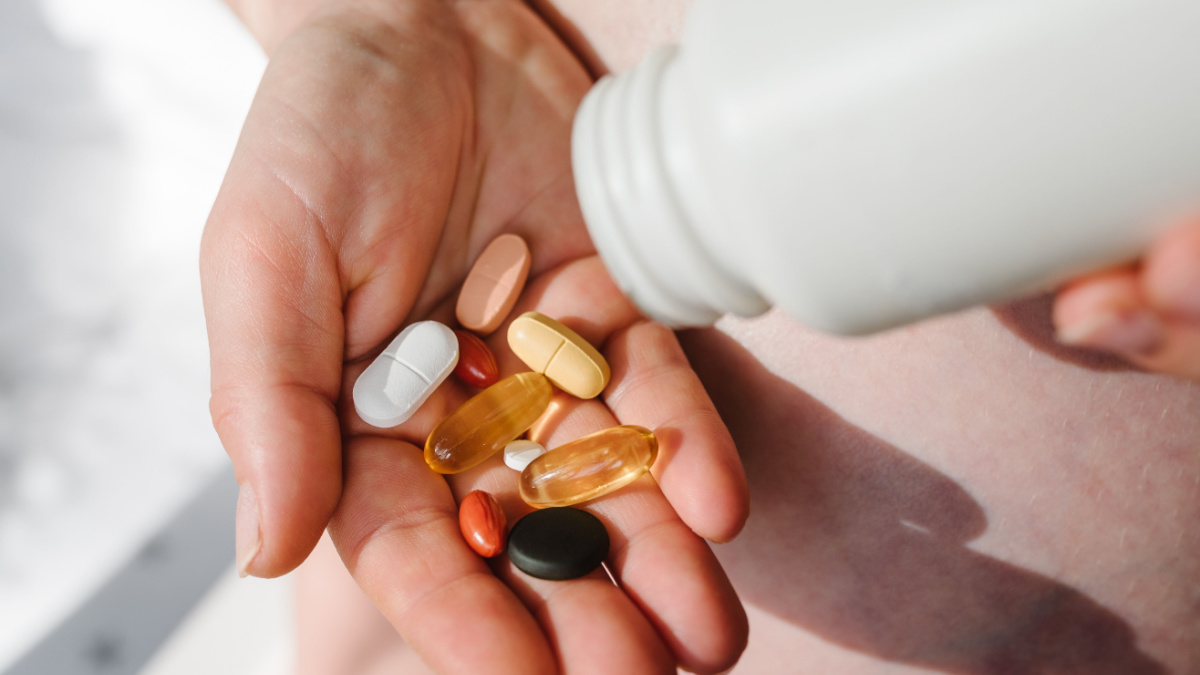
[{"xmin": 0, "ymin": 0, "xmax": 294, "ymax": 672}]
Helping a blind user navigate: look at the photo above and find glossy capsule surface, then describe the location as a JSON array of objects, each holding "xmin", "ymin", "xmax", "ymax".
[
  {"xmin": 452, "ymin": 329, "xmax": 499, "ymax": 388},
  {"xmin": 425, "ymin": 372, "xmax": 552, "ymax": 474},
  {"xmin": 458, "ymin": 490, "xmax": 507, "ymax": 558},
  {"xmin": 520, "ymin": 425, "xmax": 658, "ymax": 507}
]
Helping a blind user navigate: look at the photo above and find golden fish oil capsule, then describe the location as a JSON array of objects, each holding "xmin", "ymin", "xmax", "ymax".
[
  {"xmin": 425, "ymin": 372, "xmax": 552, "ymax": 474},
  {"xmin": 519, "ymin": 425, "xmax": 657, "ymax": 507}
]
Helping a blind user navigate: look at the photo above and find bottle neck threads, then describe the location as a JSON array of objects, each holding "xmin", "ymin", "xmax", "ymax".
[{"xmin": 571, "ymin": 46, "xmax": 766, "ymax": 327}]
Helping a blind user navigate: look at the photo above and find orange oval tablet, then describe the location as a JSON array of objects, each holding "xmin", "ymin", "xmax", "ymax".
[
  {"xmin": 458, "ymin": 490, "xmax": 507, "ymax": 558},
  {"xmin": 456, "ymin": 234, "xmax": 531, "ymax": 335}
]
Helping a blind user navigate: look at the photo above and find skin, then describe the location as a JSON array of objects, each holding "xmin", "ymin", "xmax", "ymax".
[
  {"xmin": 1055, "ymin": 221, "xmax": 1200, "ymax": 379},
  {"xmin": 298, "ymin": 304, "xmax": 1200, "ymax": 674},
  {"xmin": 205, "ymin": 0, "xmax": 1200, "ymax": 672},
  {"xmin": 695, "ymin": 306, "xmax": 1200, "ymax": 674},
  {"xmin": 202, "ymin": 0, "xmax": 746, "ymax": 672}
]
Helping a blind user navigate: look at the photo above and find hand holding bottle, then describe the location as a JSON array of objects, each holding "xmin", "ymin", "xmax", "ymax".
[{"xmin": 1055, "ymin": 219, "xmax": 1200, "ymax": 380}]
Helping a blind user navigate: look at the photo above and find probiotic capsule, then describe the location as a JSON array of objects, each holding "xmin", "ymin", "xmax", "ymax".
[{"xmin": 353, "ymin": 321, "xmax": 458, "ymax": 428}]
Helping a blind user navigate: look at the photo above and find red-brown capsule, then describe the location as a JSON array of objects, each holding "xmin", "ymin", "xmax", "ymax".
[
  {"xmin": 453, "ymin": 329, "xmax": 500, "ymax": 388},
  {"xmin": 458, "ymin": 490, "xmax": 507, "ymax": 558}
]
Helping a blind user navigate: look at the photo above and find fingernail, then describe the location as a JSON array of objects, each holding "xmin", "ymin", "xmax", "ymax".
[
  {"xmin": 1056, "ymin": 310, "xmax": 1165, "ymax": 355},
  {"xmin": 235, "ymin": 483, "xmax": 262, "ymax": 578}
]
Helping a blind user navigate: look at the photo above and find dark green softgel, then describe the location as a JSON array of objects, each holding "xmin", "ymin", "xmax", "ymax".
[{"xmin": 507, "ymin": 507, "xmax": 609, "ymax": 581}]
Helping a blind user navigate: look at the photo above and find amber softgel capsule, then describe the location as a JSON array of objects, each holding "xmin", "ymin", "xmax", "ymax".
[
  {"xmin": 425, "ymin": 372, "xmax": 553, "ymax": 474},
  {"xmin": 519, "ymin": 425, "xmax": 658, "ymax": 507}
]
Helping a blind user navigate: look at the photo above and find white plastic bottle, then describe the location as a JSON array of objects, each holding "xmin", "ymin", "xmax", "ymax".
[{"xmin": 571, "ymin": 0, "xmax": 1200, "ymax": 334}]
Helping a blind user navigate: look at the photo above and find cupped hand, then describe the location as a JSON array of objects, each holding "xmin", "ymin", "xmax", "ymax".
[
  {"xmin": 1054, "ymin": 218, "xmax": 1200, "ymax": 380},
  {"xmin": 200, "ymin": 0, "xmax": 748, "ymax": 671}
]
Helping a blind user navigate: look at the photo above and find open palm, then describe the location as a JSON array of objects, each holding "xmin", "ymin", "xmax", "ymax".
[{"xmin": 200, "ymin": 0, "xmax": 748, "ymax": 672}]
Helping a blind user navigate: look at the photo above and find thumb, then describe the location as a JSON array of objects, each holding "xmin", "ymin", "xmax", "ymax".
[{"xmin": 201, "ymin": 148, "xmax": 345, "ymax": 578}]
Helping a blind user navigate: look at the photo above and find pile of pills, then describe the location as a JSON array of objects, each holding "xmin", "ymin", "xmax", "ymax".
[{"xmin": 352, "ymin": 234, "xmax": 658, "ymax": 581}]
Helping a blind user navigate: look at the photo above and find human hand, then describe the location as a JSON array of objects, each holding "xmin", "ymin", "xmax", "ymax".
[
  {"xmin": 1054, "ymin": 218, "xmax": 1200, "ymax": 380},
  {"xmin": 200, "ymin": 0, "xmax": 748, "ymax": 671}
]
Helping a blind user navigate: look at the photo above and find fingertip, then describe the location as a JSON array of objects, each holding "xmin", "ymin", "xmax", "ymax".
[
  {"xmin": 1053, "ymin": 266, "xmax": 1143, "ymax": 327},
  {"xmin": 652, "ymin": 420, "xmax": 749, "ymax": 544},
  {"xmin": 603, "ymin": 321, "xmax": 749, "ymax": 542},
  {"xmin": 612, "ymin": 519, "xmax": 748, "ymax": 674},
  {"xmin": 1052, "ymin": 267, "xmax": 1166, "ymax": 356},
  {"xmin": 1049, "ymin": 262, "xmax": 1200, "ymax": 379},
  {"xmin": 214, "ymin": 386, "xmax": 343, "ymax": 578},
  {"xmin": 1142, "ymin": 219, "xmax": 1200, "ymax": 320}
]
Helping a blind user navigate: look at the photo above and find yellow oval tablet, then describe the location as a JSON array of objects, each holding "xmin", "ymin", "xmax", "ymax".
[{"xmin": 507, "ymin": 312, "xmax": 610, "ymax": 399}]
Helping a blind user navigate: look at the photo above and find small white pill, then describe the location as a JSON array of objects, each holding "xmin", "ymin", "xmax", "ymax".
[
  {"xmin": 503, "ymin": 439, "xmax": 548, "ymax": 472},
  {"xmin": 354, "ymin": 321, "xmax": 459, "ymax": 428}
]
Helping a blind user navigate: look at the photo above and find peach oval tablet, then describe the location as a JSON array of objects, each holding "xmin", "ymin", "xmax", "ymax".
[
  {"xmin": 353, "ymin": 321, "xmax": 458, "ymax": 428},
  {"xmin": 507, "ymin": 312, "xmax": 610, "ymax": 399},
  {"xmin": 456, "ymin": 234, "xmax": 531, "ymax": 335}
]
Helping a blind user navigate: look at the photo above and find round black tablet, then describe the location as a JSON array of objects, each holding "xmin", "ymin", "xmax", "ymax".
[{"xmin": 507, "ymin": 507, "xmax": 609, "ymax": 581}]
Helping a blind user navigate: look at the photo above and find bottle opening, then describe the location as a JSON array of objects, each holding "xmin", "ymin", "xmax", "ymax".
[{"xmin": 572, "ymin": 46, "xmax": 766, "ymax": 328}]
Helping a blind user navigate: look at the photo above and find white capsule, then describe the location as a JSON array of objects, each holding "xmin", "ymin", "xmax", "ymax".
[
  {"xmin": 504, "ymin": 439, "xmax": 548, "ymax": 472},
  {"xmin": 353, "ymin": 321, "xmax": 458, "ymax": 428}
]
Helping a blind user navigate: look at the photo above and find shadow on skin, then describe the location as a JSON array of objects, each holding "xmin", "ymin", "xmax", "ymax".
[
  {"xmin": 680, "ymin": 328, "xmax": 1164, "ymax": 675},
  {"xmin": 991, "ymin": 293, "xmax": 1140, "ymax": 373}
]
